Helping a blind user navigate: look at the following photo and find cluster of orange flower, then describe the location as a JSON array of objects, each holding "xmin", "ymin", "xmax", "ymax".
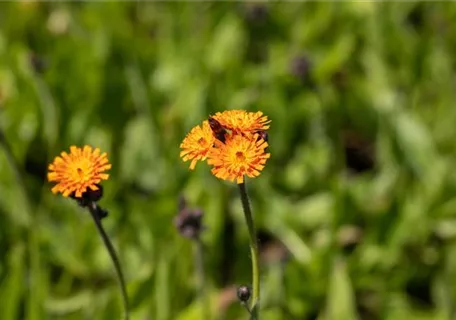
[
  {"xmin": 47, "ymin": 110, "xmax": 270, "ymax": 198},
  {"xmin": 179, "ymin": 110, "xmax": 271, "ymax": 184}
]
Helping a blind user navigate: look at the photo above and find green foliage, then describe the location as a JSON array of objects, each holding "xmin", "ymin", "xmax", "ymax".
[{"xmin": 1, "ymin": 2, "xmax": 456, "ymax": 319}]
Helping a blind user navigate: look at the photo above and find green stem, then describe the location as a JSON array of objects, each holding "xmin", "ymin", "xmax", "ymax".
[
  {"xmin": 88, "ymin": 202, "xmax": 129, "ymax": 320},
  {"xmin": 194, "ymin": 237, "xmax": 210, "ymax": 320},
  {"xmin": 238, "ymin": 182, "xmax": 260, "ymax": 319}
]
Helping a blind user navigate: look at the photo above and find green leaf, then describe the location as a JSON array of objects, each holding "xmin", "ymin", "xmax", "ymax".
[
  {"xmin": 205, "ymin": 14, "xmax": 245, "ymax": 72},
  {"xmin": 0, "ymin": 244, "xmax": 25, "ymax": 320},
  {"xmin": 323, "ymin": 258, "xmax": 358, "ymax": 320}
]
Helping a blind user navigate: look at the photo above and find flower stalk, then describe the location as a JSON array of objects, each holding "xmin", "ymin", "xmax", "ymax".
[
  {"xmin": 87, "ymin": 201, "xmax": 129, "ymax": 320},
  {"xmin": 47, "ymin": 146, "xmax": 128, "ymax": 318},
  {"xmin": 239, "ymin": 182, "xmax": 260, "ymax": 319},
  {"xmin": 237, "ymin": 285, "xmax": 253, "ymax": 315},
  {"xmin": 174, "ymin": 197, "xmax": 210, "ymax": 320}
]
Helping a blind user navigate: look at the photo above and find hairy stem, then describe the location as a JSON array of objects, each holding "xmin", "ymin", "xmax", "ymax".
[
  {"xmin": 88, "ymin": 202, "xmax": 129, "ymax": 319},
  {"xmin": 238, "ymin": 182, "xmax": 260, "ymax": 319}
]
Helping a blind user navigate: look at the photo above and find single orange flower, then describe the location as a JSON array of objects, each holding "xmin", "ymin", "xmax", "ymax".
[
  {"xmin": 208, "ymin": 133, "xmax": 270, "ymax": 184},
  {"xmin": 180, "ymin": 120, "xmax": 216, "ymax": 170},
  {"xmin": 48, "ymin": 145, "xmax": 111, "ymax": 198},
  {"xmin": 211, "ymin": 110, "xmax": 271, "ymax": 134}
]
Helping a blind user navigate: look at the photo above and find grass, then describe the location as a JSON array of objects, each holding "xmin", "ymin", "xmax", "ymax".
[{"xmin": 1, "ymin": 2, "xmax": 456, "ymax": 319}]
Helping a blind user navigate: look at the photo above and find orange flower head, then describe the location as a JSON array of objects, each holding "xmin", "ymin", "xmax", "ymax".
[
  {"xmin": 180, "ymin": 120, "xmax": 216, "ymax": 170},
  {"xmin": 47, "ymin": 145, "xmax": 111, "ymax": 198},
  {"xmin": 208, "ymin": 133, "xmax": 270, "ymax": 184},
  {"xmin": 212, "ymin": 110, "xmax": 271, "ymax": 134}
]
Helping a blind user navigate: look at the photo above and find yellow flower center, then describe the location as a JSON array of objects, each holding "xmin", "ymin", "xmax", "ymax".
[
  {"xmin": 235, "ymin": 151, "xmax": 245, "ymax": 162},
  {"xmin": 69, "ymin": 159, "xmax": 91, "ymax": 182},
  {"xmin": 77, "ymin": 167, "xmax": 84, "ymax": 179},
  {"xmin": 198, "ymin": 137, "xmax": 206, "ymax": 145}
]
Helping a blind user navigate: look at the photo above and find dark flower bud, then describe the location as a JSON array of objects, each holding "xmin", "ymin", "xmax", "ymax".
[
  {"xmin": 244, "ymin": 4, "xmax": 268, "ymax": 24},
  {"xmin": 29, "ymin": 53, "xmax": 48, "ymax": 74},
  {"xmin": 237, "ymin": 285, "xmax": 251, "ymax": 302},
  {"xmin": 174, "ymin": 196, "xmax": 205, "ymax": 240},
  {"xmin": 290, "ymin": 55, "xmax": 312, "ymax": 81}
]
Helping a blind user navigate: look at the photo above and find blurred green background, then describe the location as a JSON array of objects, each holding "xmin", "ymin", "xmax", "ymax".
[{"xmin": 1, "ymin": 1, "xmax": 456, "ymax": 319}]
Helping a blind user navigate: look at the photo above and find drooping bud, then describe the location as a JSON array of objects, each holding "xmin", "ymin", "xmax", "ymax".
[
  {"xmin": 174, "ymin": 196, "xmax": 205, "ymax": 240},
  {"xmin": 236, "ymin": 285, "xmax": 251, "ymax": 303}
]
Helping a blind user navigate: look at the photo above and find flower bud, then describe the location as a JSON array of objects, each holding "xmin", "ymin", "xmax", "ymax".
[
  {"xmin": 174, "ymin": 196, "xmax": 205, "ymax": 240},
  {"xmin": 237, "ymin": 285, "xmax": 251, "ymax": 302},
  {"xmin": 290, "ymin": 55, "xmax": 312, "ymax": 81}
]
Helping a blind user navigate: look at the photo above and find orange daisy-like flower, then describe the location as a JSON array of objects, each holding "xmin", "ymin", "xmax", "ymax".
[
  {"xmin": 211, "ymin": 110, "xmax": 271, "ymax": 133},
  {"xmin": 48, "ymin": 145, "xmax": 111, "ymax": 198},
  {"xmin": 207, "ymin": 133, "xmax": 270, "ymax": 184},
  {"xmin": 180, "ymin": 120, "xmax": 216, "ymax": 170}
]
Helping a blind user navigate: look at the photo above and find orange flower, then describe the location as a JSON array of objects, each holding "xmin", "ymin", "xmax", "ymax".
[
  {"xmin": 180, "ymin": 120, "xmax": 215, "ymax": 170},
  {"xmin": 208, "ymin": 134, "xmax": 270, "ymax": 184},
  {"xmin": 211, "ymin": 110, "xmax": 271, "ymax": 134},
  {"xmin": 48, "ymin": 145, "xmax": 111, "ymax": 198}
]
